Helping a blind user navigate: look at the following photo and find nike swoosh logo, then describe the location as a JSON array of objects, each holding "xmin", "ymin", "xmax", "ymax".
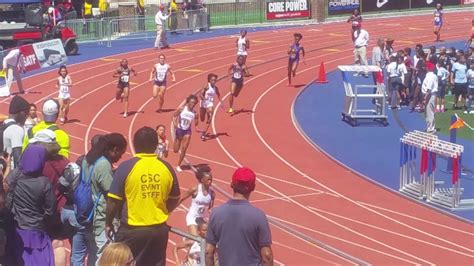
[{"xmin": 377, "ymin": 0, "xmax": 389, "ymax": 8}]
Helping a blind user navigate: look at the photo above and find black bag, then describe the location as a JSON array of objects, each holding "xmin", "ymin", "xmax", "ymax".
[{"xmin": 0, "ymin": 120, "xmax": 17, "ymax": 156}]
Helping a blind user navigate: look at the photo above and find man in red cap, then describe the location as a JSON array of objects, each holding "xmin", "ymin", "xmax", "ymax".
[
  {"xmin": 206, "ymin": 167, "xmax": 273, "ymax": 265},
  {"xmin": 421, "ymin": 62, "xmax": 438, "ymax": 134},
  {"xmin": 154, "ymin": 4, "xmax": 170, "ymax": 49}
]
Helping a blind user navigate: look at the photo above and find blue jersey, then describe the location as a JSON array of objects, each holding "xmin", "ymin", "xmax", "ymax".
[
  {"xmin": 434, "ymin": 10, "xmax": 443, "ymax": 26},
  {"xmin": 289, "ymin": 43, "xmax": 301, "ymax": 61}
]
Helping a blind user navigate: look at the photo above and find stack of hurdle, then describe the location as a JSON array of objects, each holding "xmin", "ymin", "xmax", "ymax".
[{"xmin": 399, "ymin": 131, "xmax": 473, "ymax": 210}]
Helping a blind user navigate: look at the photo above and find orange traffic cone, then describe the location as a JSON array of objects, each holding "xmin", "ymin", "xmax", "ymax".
[{"xmin": 315, "ymin": 62, "xmax": 328, "ymax": 83}]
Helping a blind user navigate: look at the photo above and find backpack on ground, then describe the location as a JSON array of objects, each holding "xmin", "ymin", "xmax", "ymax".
[
  {"xmin": 0, "ymin": 120, "xmax": 17, "ymax": 154},
  {"xmin": 74, "ymin": 156, "xmax": 105, "ymax": 225}
]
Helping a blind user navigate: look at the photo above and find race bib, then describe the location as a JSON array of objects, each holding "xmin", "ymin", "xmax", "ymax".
[
  {"xmin": 434, "ymin": 16, "xmax": 440, "ymax": 22},
  {"xmin": 206, "ymin": 96, "xmax": 213, "ymax": 102},
  {"xmin": 197, "ymin": 207, "xmax": 205, "ymax": 214},
  {"xmin": 60, "ymin": 85, "xmax": 69, "ymax": 93},
  {"xmin": 156, "ymin": 71, "xmax": 166, "ymax": 81},
  {"xmin": 120, "ymin": 75, "xmax": 129, "ymax": 83},
  {"xmin": 181, "ymin": 118, "xmax": 191, "ymax": 129},
  {"xmin": 233, "ymin": 72, "xmax": 242, "ymax": 79}
]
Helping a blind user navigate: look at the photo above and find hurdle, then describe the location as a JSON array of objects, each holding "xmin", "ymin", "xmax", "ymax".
[
  {"xmin": 399, "ymin": 131, "xmax": 473, "ymax": 210},
  {"xmin": 338, "ymin": 65, "xmax": 388, "ymax": 127}
]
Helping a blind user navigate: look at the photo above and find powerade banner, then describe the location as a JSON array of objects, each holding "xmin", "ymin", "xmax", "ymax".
[
  {"xmin": 328, "ymin": 0, "xmax": 360, "ymax": 15},
  {"xmin": 266, "ymin": 0, "xmax": 310, "ymax": 20},
  {"xmin": 360, "ymin": 0, "xmax": 409, "ymax": 12},
  {"xmin": 411, "ymin": 0, "xmax": 460, "ymax": 8}
]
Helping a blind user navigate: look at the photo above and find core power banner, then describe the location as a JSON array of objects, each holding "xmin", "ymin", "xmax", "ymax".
[
  {"xmin": 266, "ymin": 0, "xmax": 310, "ymax": 20},
  {"xmin": 360, "ymin": 0, "xmax": 409, "ymax": 12},
  {"xmin": 328, "ymin": 0, "xmax": 360, "ymax": 15}
]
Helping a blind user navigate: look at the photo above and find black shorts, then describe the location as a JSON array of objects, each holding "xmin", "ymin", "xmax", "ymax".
[
  {"xmin": 154, "ymin": 80, "xmax": 167, "ymax": 87},
  {"xmin": 117, "ymin": 82, "xmax": 129, "ymax": 90},
  {"xmin": 453, "ymin": 83, "xmax": 468, "ymax": 97},
  {"xmin": 231, "ymin": 78, "xmax": 243, "ymax": 87},
  {"xmin": 115, "ymin": 223, "xmax": 169, "ymax": 266}
]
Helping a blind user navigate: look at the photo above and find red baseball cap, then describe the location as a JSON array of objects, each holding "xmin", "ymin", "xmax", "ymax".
[
  {"xmin": 426, "ymin": 62, "xmax": 436, "ymax": 72},
  {"xmin": 231, "ymin": 167, "xmax": 256, "ymax": 193}
]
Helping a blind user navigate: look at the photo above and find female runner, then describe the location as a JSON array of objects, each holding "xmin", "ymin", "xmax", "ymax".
[
  {"xmin": 150, "ymin": 54, "xmax": 176, "ymax": 112},
  {"xmin": 199, "ymin": 73, "xmax": 222, "ymax": 140},
  {"xmin": 228, "ymin": 55, "xmax": 249, "ymax": 114},
  {"xmin": 236, "ymin": 29, "xmax": 250, "ymax": 64},
  {"xmin": 56, "ymin": 65, "xmax": 72, "ymax": 124},
  {"xmin": 173, "ymin": 94, "xmax": 198, "ymax": 172},
  {"xmin": 433, "ymin": 3, "xmax": 444, "ymax": 42},
  {"xmin": 155, "ymin": 124, "xmax": 169, "ymax": 158},
  {"xmin": 113, "ymin": 59, "xmax": 137, "ymax": 118},
  {"xmin": 173, "ymin": 218, "xmax": 208, "ymax": 266},
  {"xmin": 288, "ymin": 33, "xmax": 305, "ymax": 86}
]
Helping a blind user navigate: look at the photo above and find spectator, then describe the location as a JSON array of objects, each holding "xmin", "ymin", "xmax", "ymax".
[
  {"xmin": 154, "ymin": 4, "xmax": 170, "ymax": 50},
  {"xmin": 85, "ymin": 133, "xmax": 127, "ymax": 261},
  {"xmin": 2, "ymin": 96, "xmax": 29, "ymax": 170},
  {"xmin": 136, "ymin": 0, "xmax": 145, "ymax": 31},
  {"xmin": 155, "ymin": 124, "xmax": 169, "ymax": 158},
  {"xmin": 206, "ymin": 167, "xmax": 273, "ymax": 266},
  {"xmin": 436, "ymin": 59, "xmax": 449, "ymax": 112},
  {"xmin": 23, "ymin": 99, "xmax": 70, "ymax": 159},
  {"xmin": 411, "ymin": 50, "xmax": 427, "ymax": 112},
  {"xmin": 384, "ymin": 37, "xmax": 395, "ymax": 65},
  {"xmin": 422, "ymin": 62, "xmax": 438, "ymax": 134},
  {"xmin": 466, "ymin": 61, "xmax": 474, "ymax": 114},
  {"xmin": 30, "ymin": 129, "xmax": 69, "ymax": 266},
  {"xmin": 60, "ymin": 134, "xmax": 103, "ymax": 266},
  {"xmin": 5, "ymin": 144, "xmax": 56, "ymax": 266},
  {"xmin": 98, "ymin": 243, "xmax": 135, "ymax": 266},
  {"xmin": 372, "ymin": 38, "xmax": 385, "ymax": 69},
  {"xmin": 174, "ymin": 217, "xmax": 207, "ymax": 265},
  {"xmin": 183, "ymin": 0, "xmax": 192, "ymax": 30},
  {"xmin": 451, "ymin": 55, "xmax": 468, "ymax": 110},
  {"xmin": 352, "ymin": 21, "xmax": 369, "ymax": 77},
  {"xmin": 106, "ymin": 126, "xmax": 180, "ymax": 265},
  {"xmin": 169, "ymin": 0, "xmax": 179, "ymax": 34},
  {"xmin": 24, "ymin": 103, "xmax": 40, "ymax": 131},
  {"xmin": 2, "ymin": 49, "xmax": 25, "ymax": 96}
]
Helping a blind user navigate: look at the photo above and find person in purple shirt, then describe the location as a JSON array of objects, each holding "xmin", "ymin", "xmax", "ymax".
[{"xmin": 205, "ymin": 167, "xmax": 273, "ymax": 266}]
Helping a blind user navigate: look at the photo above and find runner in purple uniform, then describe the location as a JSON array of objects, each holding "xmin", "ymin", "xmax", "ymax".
[{"xmin": 287, "ymin": 33, "xmax": 305, "ymax": 86}]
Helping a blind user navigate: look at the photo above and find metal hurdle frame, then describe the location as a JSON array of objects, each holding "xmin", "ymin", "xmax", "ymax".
[
  {"xmin": 399, "ymin": 131, "xmax": 474, "ymax": 210},
  {"xmin": 338, "ymin": 65, "xmax": 388, "ymax": 127}
]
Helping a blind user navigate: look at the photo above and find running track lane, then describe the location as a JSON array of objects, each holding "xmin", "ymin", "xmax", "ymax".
[{"xmin": 1, "ymin": 11, "xmax": 472, "ymax": 264}]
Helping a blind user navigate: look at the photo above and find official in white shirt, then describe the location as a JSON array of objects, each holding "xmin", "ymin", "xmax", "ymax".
[
  {"xmin": 421, "ymin": 62, "xmax": 438, "ymax": 134},
  {"xmin": 352, "ymin": 22, "xmax": 369, "ymax": 77},
  {"xmin": 1, "ymin": 48, "xmax": 25, "ymax": 96},
  {"xmin": 155, "ymin": 4, "xmax": 170, "ymax": 49}
]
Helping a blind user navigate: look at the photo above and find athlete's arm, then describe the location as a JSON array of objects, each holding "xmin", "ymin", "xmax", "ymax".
[
  {"xmin": 208, "ymin": 190, "xmax": 215, "ymax": 211},
  {"xmin": 205, "ymin": 244, "xmax": 217, "ymax": 266},
  {"xmin": 149, "ymin": 67, "xmax": 155, "ymax": 81},
  {"xmin": 131, "ymin": 68, "xmax": 138, "ymax": 76},
  {"xmin": 68, "ymin": 75, "xmax": 73, "ymax": 87},
  {"xmin": 172, "ymin": 108, "xmax": 182, "ymax": 128},
  {"xmin": 288, "ymin": 45, "xmax": 292, "ymax": 55},
  {"xmin": 178, "ymin": 186, "xmax": 197, "ymax": 205},
  {"xmin": 244, "ymin": 65, "xmax": 251, "ymax": 77},
  {"xmin": 112, "ymin": 68, "xmax": 121, "ymax": 78},
  {"xmin": 228, "ymin": 64, "xmax": 233, "ymax": 75},
  {"xmin": 199, "ymin": 87, "xmax": 206, "ymax": 100},
  {"xmin": 261, "ymin": 246, "xmax": 274, "ymax": 266},
  {"xmin": 168, "ymin": 67, "xmax": 176, "ymax": 82},
  {"xmin": 194, "ymin": 111, "xmax": 199, "ymax": 127},
  {"xmin": 246, "ymin": 39, "xmax": 250, "ymax": 50},
  {"xmin": 301, "ymin": 47, "xmax": 306, "ymax": 59}
]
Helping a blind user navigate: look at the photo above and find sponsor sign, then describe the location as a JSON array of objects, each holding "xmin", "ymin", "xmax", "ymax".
[
  {"xmin": 32, "ymin": 39, "xmax": 67, "ymax": 68},
  {"xmin": 328, "ymin": 0, "xmax": 360, "ymax": 15},
  {"xmin": 360, "ymin": 0, "xmax": 409, "ymax": 12},
  {"xmin": 266, "ymin": 0, "xmax": 310, "ymax": 20},
  {"xmin": 411, "ymin": 0, "xmax": 460, "ymax": 8},
  {"xmin": 464, "ymin": 0, "xmax": 474, "ymax": 4}
]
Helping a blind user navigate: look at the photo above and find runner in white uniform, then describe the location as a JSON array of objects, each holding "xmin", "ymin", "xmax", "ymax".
[
  {"xmin": 236, "ymin": 30, "xmax": 249, "ymax": 63},
  {"xmin": 56, "ymin": 65, "xmax": 72, "ymax": 124},
  {"xmin": 150, "ymin": 54, "xmax": 176, "ymax": 112},
  {"xmin": 173, "ymin": 94, "xmax": 198, "ymax": 172},
  {"xmin": 155, "ymin": 124, "xmax": 169, "ymax": 158},
  {"xmin": 199, "ymin": 73, "xmax": 222, "ymax": 141},
  {"xmin": 173, "ymin": 217, "xmax": 209, "ymax": 266},
  {"xmin": 228, "ymin": 55, "xmax": 249, "ymax": 114}
]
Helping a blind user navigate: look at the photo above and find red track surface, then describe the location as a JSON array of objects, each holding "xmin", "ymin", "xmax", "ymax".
[{"xmin": 2, "ymin": 12, "xmax": 473, "ymax": 264}]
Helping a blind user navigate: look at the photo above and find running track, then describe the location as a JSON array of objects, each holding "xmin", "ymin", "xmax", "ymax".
[{"xmin": 1, "ymin": 12, "xmax": 473, "ymax": 264}]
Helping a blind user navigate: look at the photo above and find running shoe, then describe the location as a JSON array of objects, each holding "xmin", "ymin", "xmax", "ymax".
[
  {"xmin": 176, "ymin": 165, "xmax": 183, "ymax": 172},
  {"xmin": 470, "ymin": 110, "xmax": 474, "ymax": 114},
  {"xmin": 200, "ymin": 133, "xmax": 206, "ymax": 141},
  {"xmin": 123, "ymin": 112, "xmax": 127, "ymax": 118},
  {"xmin": 228, "ymin": 108, "xmax": 234, "ymax": 113}
]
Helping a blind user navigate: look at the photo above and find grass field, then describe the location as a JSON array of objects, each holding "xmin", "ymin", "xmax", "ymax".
[{"xmin": 434, "ymin": 95, "xmax": 474, "ymax": 140}]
